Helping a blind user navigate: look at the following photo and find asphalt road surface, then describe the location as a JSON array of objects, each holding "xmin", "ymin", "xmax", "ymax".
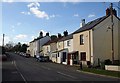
[{"xmin": 2, "ymin": 52, "xmax": 120, "ymax": 82}]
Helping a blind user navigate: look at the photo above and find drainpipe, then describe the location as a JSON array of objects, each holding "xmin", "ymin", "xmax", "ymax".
[{"xmin": 89, "ymin": 31, "xmax": 91, "ymax": 66}]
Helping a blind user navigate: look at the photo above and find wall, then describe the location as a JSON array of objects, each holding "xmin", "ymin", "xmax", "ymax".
[
  {"xmin": 51, "ymin": 53, "xmax": 57, "ymax": 62},
  {"xmin": 73, "ymin": 30, "xmax": 92, "ymax": 63},
  {"xmin": 57, "ymin": 41, "xmax": 64, "ymax": 51},
  {"xmin": 39, "ymin": 36, "xmax": 51, "ymax": 56},
  {"xmin": 93, "ymin": 15, "xmax": 119, "ymax": 65},
  {"xmin": 50, "ymin": 42, "xmax": 57, "ymax": 61},
  {"xmin": 118, "ymin": 17, "xmax": 120, "ymax": 60},
  {"xmin": 57, "ymin": 49, "xmax": 68, "ymax": 64},
  {"xmin": 64, "ymin": 39, "xmax": 73, "ymax": 52},
  {"xmin": 43, "ymin": 45, "xmax": 50, "ymax": 56},
  {"xmin": 29, "ymin": 36, "xmax": 51, "ymax": 57},
  {"xmin": 105, "ymin": 65, "xmax": 120, "ymax": 71}
]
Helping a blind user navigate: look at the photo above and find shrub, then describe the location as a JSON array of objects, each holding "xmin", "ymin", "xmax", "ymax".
[{"xmin": 104, "ymin": 59, "xmax": 112, "ymax": 65}]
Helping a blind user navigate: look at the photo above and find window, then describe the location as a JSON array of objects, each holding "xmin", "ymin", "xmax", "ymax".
[
  {"xmin": 58, "ymin": 53, "xmax": 59, "ymax": 57},
  {"xmin": 67, "ymin": 40, "xmax": 70, "ymax": 46},
  {"xmin": 80, "ymin": 52, "xmax": 86, "ymax": 61},
  {"xmin": 47, "ymin": 47, "xmax": 48, "ymax": 51},
  {"xmin": 80, "ymin": 34, "xmax": 84, "ymax": 45}
]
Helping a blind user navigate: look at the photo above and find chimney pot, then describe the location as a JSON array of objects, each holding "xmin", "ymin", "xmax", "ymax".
[
  {"xmin": 80, "ymin": 19, "xmax": 85, "ymax": 27},
  {"xmin": 63, "ymin": 30, "xmax": 68, "ymax": 37},
  {"xmin": 46, "ymin": 32, "xmax": 49, "ymax": 36},
  {"xmin": 40, "ymin": 31, "xmax": 43, "ymax": 37}
]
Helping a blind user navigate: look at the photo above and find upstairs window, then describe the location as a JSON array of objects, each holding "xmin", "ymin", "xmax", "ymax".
[
  {"xmin": 67, "ymin": 40, "xmax": 70, "ymax": 46},
  {"xmin": 80, "ymin": 34, "xmax": 84, "ymax": 45}
]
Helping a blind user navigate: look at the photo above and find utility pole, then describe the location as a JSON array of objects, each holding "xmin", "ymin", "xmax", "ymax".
[
  {"xmin": 110, "ymin": 3, "xmax": 114, "ymax": 64},
  {"xmin": 2, "ymin": 34, "xmax": 5, "ymax": 47}
]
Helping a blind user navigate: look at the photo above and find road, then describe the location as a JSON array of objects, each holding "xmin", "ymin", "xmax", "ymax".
[{"xmin": 2, "ymin": 52, "xmax": 119, "ymax": 82}]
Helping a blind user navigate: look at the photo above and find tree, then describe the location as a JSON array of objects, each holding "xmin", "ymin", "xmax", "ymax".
[
  {"xmin": 51, "ymin": 35, "xmax": 57, "ymax": 40},
  {"xmin": 20, "ymin": 44, "xmax": 28, "ymax": 53}
]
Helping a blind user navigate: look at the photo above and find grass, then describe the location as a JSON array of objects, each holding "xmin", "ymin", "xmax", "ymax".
[{"xmin": 79, "ymin": 67, "xmax": 120, "ymax": 78}]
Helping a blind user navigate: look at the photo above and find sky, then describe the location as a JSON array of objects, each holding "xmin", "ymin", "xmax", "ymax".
[{"xmin": 0, "ymin": 1, "xmax": 119, "ymax": 46}]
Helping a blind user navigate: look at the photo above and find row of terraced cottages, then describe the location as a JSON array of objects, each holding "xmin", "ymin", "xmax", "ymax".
[{"xmin": 27, "ymin": 7, "xmax": 120, "ymax": 66}]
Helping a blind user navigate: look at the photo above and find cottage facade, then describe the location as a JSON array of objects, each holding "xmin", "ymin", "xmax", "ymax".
[{"xmin": 73, "ymin": 7, "xmax": 120, "ymax": 66}]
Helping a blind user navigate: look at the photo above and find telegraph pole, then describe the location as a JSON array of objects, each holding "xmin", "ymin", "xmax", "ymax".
[
  {"xmin": 110, "ymin": 3, "xmax": 114, "ymax": 64},
  {"xmin": 2, "ymin": 34, "xmax": 5, "ymax": 47}
]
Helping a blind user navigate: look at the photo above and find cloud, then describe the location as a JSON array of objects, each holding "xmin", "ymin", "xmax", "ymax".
[
  {"xmin": 74, "ymin": 14, "xmax": 79, "ymax": 17},
  {"xmin": 14, "ymin": 34, "xmax": 27, "ymax": 40},
  {"xmin": 27, "ymin": 2, "xmax": 49, "ymax": 20},
  {"xmin": 2, "ymin": 0, "xmax": 14, "ymax": 3},
  {"xmin": 11, "ymin": 25, "xmax": 15, "ymax": 28},
  {"xmin": 27, "ymin": 2, "xmax": 40, "ymax": 8},
  {"xmin": 31, "ymin": 36, "xmax": 35, "ymax": 40},
  {"xmin": 50, "ymin": 14, "xmax": 55, "ymax": 18},
  {"xmin": 2, "ymin": 0, "xmax": 119, "ymax": 2},
  {"xmin": 17, "ymin": 22, "xmax": 21, "ymax": 26},
  {"xmin": 21, "ymin": 12, "xmax": 31, "ymax": 15},
  {"xmin": 88, "ymin": 14, "xmax": 96, "ymax": 18}
]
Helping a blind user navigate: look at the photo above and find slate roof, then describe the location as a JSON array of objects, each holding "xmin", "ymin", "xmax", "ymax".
[
  {"xmin": 43, "ymin": 37, "xmax": 63, "ymax": 46},
  {"xmin": 73, "ymin": 15, "xmax": 109, "ymax": 34},
  {"xmin": 58, "ymin": 34, "xmax": 73, "ymax": 42}
]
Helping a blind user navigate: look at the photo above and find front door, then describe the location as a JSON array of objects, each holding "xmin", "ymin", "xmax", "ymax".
[{"xmin": 67, "ymin": 54, "xmax": 71, "ymax": 65}]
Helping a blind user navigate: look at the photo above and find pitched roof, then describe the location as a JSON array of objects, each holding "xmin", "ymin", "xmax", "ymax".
[
  {"xmin": 43, "ymin": 37, "xmax": 63, "ymax": 46},
  {"xmin": 43, "ymin": 40, "xmax": 51, "ymax": 46},
  {"xmin": 73, "ymin": 15, "xmax": 109, "ymax": 34},
  {"xmin": 58, "ymin": 34, "xmax": 73, "ymax": 42},
  {"xmin": 30, "ymin": 36, "xmax": 49, "ymax": 43}
]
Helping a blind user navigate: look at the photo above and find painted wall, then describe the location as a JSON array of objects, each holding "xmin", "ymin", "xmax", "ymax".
[
  {"xmin": 43, "ymin": 45, "xmax": 50, "ymax": 56},
  {"xmin": 29, "ymin": 36, "xmax": 51, "ymax": 57},
  {"xmin": 64, "ymin": 39, "xmax": 73, "ymax": 52},
  {"xmin": 73, "ymin": 15, "xmax": 119, "ymax": 66},
  {"xmin": 93, "ymin": 15, "xmax": 119, "ymax": 65},
  {"xmin": 118, "ymin": 17, "xmax": 120, "ymax": 60},
  {"xmin": 73, "ymin": 30, "xmax": 92, "ymax": 63},
  {"xmin": 57, "ymin": 41, "xmax": 64, "ymax": 51},
  {"xmin": 50, "ymin": 42, "xmax": 57, "ymax": 61},
  {"xmin": 57, "ymin": 49, "xmax": 68, "ymax": 64}
]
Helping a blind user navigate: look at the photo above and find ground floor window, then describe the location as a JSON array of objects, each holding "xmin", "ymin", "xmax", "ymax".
[
  {"xmin": 80, "ymin": 52, "xmax": 86, "ymax": 61},
  {"xmin": 63, "ymin": 52, "xmax": 66, "ymax": 62}
]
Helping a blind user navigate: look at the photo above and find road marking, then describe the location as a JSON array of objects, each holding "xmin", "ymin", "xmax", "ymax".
[
  {"xmin": 13, "ymin": 61, "xmax": 27, "ymax": 83},
  {"xmin": 11, "ymin": 71, "xmax": 18, "ymax": 74},
  {"xmin": 41, "ymin": 66, "xmax": 51, "ymax": 70},
  {"xmin": 57, "ymin": 71, "xmax": 77, "ymax": 79},
  {"xmin": 11, "ymin": 61, "xmax": 13, "ymax": 64}
]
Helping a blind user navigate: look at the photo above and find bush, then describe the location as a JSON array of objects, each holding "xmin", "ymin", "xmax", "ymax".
[{"xmin": 104, "ymin": 59, "xmax": 112, "ymax": 65}]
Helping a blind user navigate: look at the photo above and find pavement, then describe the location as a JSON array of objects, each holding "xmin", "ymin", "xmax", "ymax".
[{"xmin": 2, "ymin": 52, "xmax": 120, "ymax": 82}]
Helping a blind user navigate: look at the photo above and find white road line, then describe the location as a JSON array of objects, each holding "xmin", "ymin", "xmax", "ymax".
[
  {"xmin": 11, "ymin": 61, "xmax": 13, "ymax": 64},
  {"xmin": 13, "ymin": 61, "xmax": 27, "ymax": 83},
  {"xmin": 41, "ymin": 66, "xmax": 51, "ymax": 70},
  {"xmin": 57, "ymin": 71, "xmax": 77, "ymax": 79}
]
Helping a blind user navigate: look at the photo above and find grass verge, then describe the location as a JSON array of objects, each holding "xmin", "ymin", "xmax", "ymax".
[{"xmin": 79, "ymin": 67, "xmax": 120, "ymax": 78}]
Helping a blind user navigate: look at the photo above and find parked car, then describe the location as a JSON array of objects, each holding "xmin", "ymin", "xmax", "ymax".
[
  {"xmin": 36, "ymin": 55, "xmax": 45, "ymax": 62},
  {"xmin": 0, "ymin": 54, "xmax": 7, "ymax": 61},
  {"xmin": 25, "ymin": 53, "xmax": 31, "ymax": 58}
]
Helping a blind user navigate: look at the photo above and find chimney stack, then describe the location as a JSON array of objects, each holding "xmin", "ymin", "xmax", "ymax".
[
  {"xmin": 46, "ymin": 32, "xmax": 49, "ymax": 36},
  {"xmin": 63, "ymin": 30, "xmax": 68, "ymax": 37},
  {"xmin": 80, "ymin": 19, "xmax": 85, "ymax": 27},
  {"xmin": 106, "ymin": 3, "xmax": 117, "ymax": 16},
  {"xmin": 39, "ymin": 31, "xmax": 43, "ymax": 37},
  {"xmin": 106, "ymin": 8, "xmax": 110, "ymax": 16},
  {"xmin": 58, "ymin": 33, "xmax": 62, "ymax": 38}
]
